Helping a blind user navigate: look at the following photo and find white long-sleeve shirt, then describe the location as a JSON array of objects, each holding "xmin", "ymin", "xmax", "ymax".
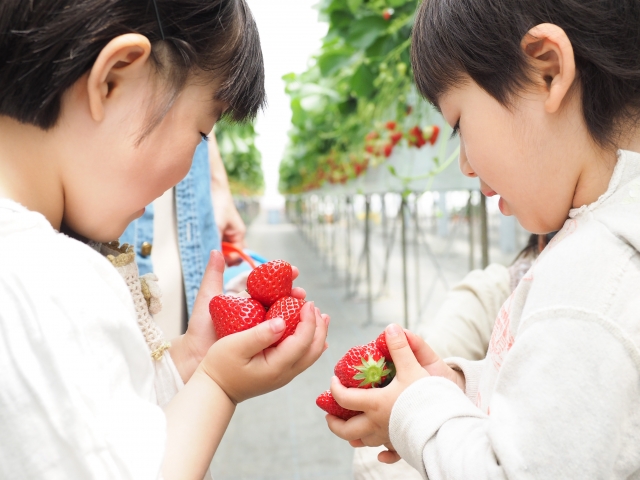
[
  {"xmin": 0, "ymin": 200, "xmax": 183, "ymax": 479},
  {"xmin": 390, "ymin": 149, "xmax": 640, "ymax": 479}
]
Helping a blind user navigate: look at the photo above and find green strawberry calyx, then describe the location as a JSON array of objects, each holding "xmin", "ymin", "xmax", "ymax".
[{"xmin": 353, "ymin": 355, "xmax": 393, "ymax": 388}]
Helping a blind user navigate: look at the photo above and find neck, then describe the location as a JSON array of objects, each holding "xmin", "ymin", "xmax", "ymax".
[
  {"xmin": 0, "ymin": 116, "xmax": 65, "ymax": 230},
  {"xmin": 572, "ymin": 126, "xmax": 640, "ymax": 209}
]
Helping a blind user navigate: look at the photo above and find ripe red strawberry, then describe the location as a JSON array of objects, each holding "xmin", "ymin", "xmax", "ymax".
[
  {"xmin": 365, "ymin": 131, "xmax": 379, "ymax": 141},
  {"xmin": 316, "ymin": 390, "xmax": 361, "ymax": 420},
  {"xmin": 382, "ymin": 8, "xmax": 393, "ymax": 20},
  {"xmin": 390, "ymin": 131, "xmax": 403, "ymax": 146},
  {"xmin": 210, "ymin": 295, "xmax": 266, "ymax": 339},
  {"xmin": 423, "ymin": 125, "xmax": 441, "ymax": 145},
  {"xmin": 265, "ymin": 296, "xmax": 306, "ymax": 346},
  {"xmin": 375, "ymin": 331, "xmax": 391, "ymax": 359},
  {"xmin": 247, "ymin": 259, "xmax": 293, "ymax": 308},
  {"xmin": 385, "ymin": 121, "xmax": 397, "ymax": 131},
  {"xmin": 430, "ymin": 125, "xmax": 440, "ymax": 145},
  {"xmin": 383, "ymin": 143, "xmax": 394, "ymax": 158},
  {"xmin": 335, "ymin": 342, "xmax": 393, "ymax": 389}
]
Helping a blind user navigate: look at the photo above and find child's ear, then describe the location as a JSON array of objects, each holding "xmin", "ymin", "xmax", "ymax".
[
  {"xmin": 521, "ymin": 23, "xmax": 576, "ymax": 114},
  {"xmin": 86, "ymin": 34, "xmax": 152, "ymax": 122}
]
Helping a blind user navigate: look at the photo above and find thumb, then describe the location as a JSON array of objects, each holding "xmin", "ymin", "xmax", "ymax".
[
  {"xmin": 224, "ymin": 317, "xmax": 286, "ymax": 358},
  {"xmin": 385, "ymin": 324, "xmax": 423, "ymax": 377}
]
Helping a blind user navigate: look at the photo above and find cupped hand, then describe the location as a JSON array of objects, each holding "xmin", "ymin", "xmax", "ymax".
[
  {"xmin": 324, "ymin": 324, "xmax": 465, "ymax": 462},
  {"xmin": 325, "ymin": 325, "xmax": 428, "ymax": 451},
  {"xmin": 200, "ymin": 301, "xmax": 330, "ymax": 404},
  {"xmin": 171, "ymin": 251, "xmax": 308, "ymax": 383}
]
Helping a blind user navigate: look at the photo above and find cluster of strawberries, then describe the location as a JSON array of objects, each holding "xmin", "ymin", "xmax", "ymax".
[
  {"xmin": 316, "ymin": 332, "xmax": 395, "ymax": 420},
  {"xmin": 209, "ymin": 260, "xmax": 305, "ymax": 347},
  {"xmin": 365, "ymin": 122, "xmax": 441, "ymax": 160}
]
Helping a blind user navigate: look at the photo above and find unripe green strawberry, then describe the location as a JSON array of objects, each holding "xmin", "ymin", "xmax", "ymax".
[
  {"xmin": 247, "ymin": 259, "xmax": 293, "ymax": 308},
  {"xmin": 316, "ymin": 390, "xmax": 361, "ymax": 420},
  {"xmin": 265, "ymin": 296, "xmax": 306, "ymax": 346},
  {"xmin": 209, "ymin": 295, "xmax": 266, "ymax": 339}
]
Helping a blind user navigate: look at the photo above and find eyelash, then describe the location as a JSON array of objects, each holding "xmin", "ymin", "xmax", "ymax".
[
  {"xmin": 200, "ymin": 132, "xmax": 210, "ymax": 142},
  {"xmin": 450, "ymin": 120, "xmax": 460, "ymax": 139}
]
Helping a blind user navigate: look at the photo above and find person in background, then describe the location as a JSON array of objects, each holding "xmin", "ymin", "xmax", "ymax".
[
  {"xmin": 121, "ymin": 135, "xmax": 245, "ymax": 337},
  {"xmin": 352, "ymin": 233, "xmax": 554, "ymax": 479}
]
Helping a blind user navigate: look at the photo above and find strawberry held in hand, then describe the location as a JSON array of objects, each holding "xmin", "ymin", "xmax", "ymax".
[
  {"xmin": 265, "ymin": 296, "xmax": 306, "ymax": 346},
  {"xmin": 316, "ymin": 390, "xmax": 361, "ymax": 421},
  {"xmin": 334, "ymin": 339, "xmax": 394, "ymax": 389},
  {"xmin": 210, "ymin": 295, "xmax": 266, "ymax": 339},
  {"xmin": 247, "ymin": 259, "xmax": 293, "ymax": 307}
]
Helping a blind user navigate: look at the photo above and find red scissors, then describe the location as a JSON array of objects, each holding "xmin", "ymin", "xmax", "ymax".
[{"xmin": 221, "ymin": 242, "xmax": 257, "ymax": 269}]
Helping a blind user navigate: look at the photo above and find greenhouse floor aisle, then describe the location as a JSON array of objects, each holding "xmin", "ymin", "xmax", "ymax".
[{"xmin": 210, "ymin": 210, "xmax": 388, "ymax": 480}]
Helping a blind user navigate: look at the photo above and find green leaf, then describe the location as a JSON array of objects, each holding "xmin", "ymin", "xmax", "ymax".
[
  {"xmin": 346, "ymin": 0, "xmax": 362, "ymax": 13},
  {"xmin": 318, "ymin": 49, "xmax": 354, "ymax": 77},
  {"xmin": 347, "ymin": 15, "xmax": 388, "ymax": 49},
  {"xmin": 350, "ymin": 63, "xmax": 375, "ymax": 98},
  {"xmin": 328, "ymin": 10, "xmax": 352, "ymax": 32},
  {"xmin": 300, "ymin": 94, "xmax": 327, "ymax": 112},
  {"xmin": 365, "ymin": 34, "xmax": 396, "ymax": 58},
  {"xmin": 388, "ymin": 165, "xmax": 397, "ymax": 176}
]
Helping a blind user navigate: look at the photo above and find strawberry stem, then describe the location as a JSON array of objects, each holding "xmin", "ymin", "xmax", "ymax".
[{"xmin": 353, "ymin": 355, "xmax": 393, "ymax": 388}]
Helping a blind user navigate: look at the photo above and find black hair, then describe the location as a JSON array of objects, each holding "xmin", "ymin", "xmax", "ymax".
[
  {"xmin": 411, "ymin": 0, "xmax": 640, "ymax": 148},
  {"xmin": 0, "ymin": 0, "xmax": 265, "ymax": 129}
]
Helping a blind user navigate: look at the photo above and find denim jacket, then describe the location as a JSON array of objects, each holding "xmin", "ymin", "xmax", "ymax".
[{"xmin": 120, "ymin": 140, "xmax": 220, "ymax": 317}]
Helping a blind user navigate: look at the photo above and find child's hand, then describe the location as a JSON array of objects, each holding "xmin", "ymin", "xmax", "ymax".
[
  {"xmin": 199, "ymin": 301, "xmax": 329, "ymax": 404},
  {"xmin": 171, "ymin": 251, "xmax": 307, "ymax": 382},
  {"xmin": 324, "ymin": 324, "xmax": 464, "ymax": 459}
]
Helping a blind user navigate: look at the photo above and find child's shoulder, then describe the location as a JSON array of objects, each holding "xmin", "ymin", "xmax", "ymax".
[
  {"xmin": 0, "ymin": 199, "xmax": 135, "ymax": 325},
  {"xmin": 521, "ymin": 210, "xmax": 640, "ymax": 339}
]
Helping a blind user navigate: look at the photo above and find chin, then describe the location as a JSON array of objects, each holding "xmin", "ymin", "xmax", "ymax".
[{"xmin": 516, "ymin": 215, "xmax": 566, "ymax": 235}]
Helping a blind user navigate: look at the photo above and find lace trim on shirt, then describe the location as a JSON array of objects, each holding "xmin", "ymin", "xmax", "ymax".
[{"xmin": 101, "ymin": 242, "xmax": 169, "ymax": 361}]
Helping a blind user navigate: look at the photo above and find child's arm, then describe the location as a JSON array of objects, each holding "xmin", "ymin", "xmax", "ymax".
[
  {"xmin": 326, "ymin": 318, "xmax": 640, "ymax": 479},
  {"xmin": 162, "ymin": 301, "xmax": 328, "ymax": 480}
]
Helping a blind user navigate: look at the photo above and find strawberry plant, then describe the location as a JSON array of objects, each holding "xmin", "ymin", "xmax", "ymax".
[
  {"xmin": 215, "ymin": 119, "xmax": 264, "ymax": 196},
  {"xmin": 279, "ymin": 0, "xmax": 445, "ymax": 194}
]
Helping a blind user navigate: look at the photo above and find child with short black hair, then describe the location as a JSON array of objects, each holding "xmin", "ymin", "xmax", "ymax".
[
  {"xmin": 0, "ymin": 1, "xmax": 329, "ymax": 478},
  {"xmin": 326, "ymin": 0, "xmax": 640, "ymax": 477}
]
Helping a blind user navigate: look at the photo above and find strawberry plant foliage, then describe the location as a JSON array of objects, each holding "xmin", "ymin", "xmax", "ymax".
[
  {"xmin": 215, "ymin": 120, "xmax": 264, "ymax": 196},
  {"xmin": 279, "ymin": 0, "xmax": 445, "ymax": 194}
]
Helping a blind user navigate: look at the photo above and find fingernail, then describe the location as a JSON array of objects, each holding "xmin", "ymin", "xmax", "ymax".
[
  {"xmin": 386, "ymin": 324, "xmax": 401, "ymax": 337},
  {"xmin": 270, "ymin": 317, "xmax": 285, "ymax": 333}
]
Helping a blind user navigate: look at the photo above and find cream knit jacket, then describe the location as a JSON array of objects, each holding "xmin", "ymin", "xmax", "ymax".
[{"xmin": 390, "ymin": 150, "xmax": 640, "ymax": 479}]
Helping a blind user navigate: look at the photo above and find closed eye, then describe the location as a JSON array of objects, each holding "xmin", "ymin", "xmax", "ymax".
[{"xmin": 450, "ymin": 120, "xmax": 460, "ymax": 139}]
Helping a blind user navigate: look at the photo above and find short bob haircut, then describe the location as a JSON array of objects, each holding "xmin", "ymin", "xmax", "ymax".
[
  {"xmin": 0, "ymin": 0, "xmax": 265, "ymax": 129},
  {"xmin": 411, "ymin": 0, "xmax": 640, "ymax": 149}
]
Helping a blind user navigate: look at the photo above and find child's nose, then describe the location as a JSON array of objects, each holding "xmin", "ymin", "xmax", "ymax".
[{"xmin": 458, "ymin": 143, "xmax": 477, "ymax": 178}]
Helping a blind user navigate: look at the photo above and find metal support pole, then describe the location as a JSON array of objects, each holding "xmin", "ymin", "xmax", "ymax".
[
  {"xmin": 364, "ymin": 195, "xmax": 373, "ymax": 324},
  {"xmin": 331, "ymin": 196, "xmax": 337, "ymax": 275},
  {"xmin": 480, "ymin": 194, "xmax": 489, "ymax": 268},
  {"xmin": 468, "ymin": 191, "xmax": 475, "ymax": 271},
  {"xmin": 345, "ymin": 196, "xmax": 352, "ymax": 294},
  {"xmin": 379, "ymin": 194, "xmax": 388, "ymax": 296},
  {"xmin": 414, "ymin": 194, "xmax": 421, "ymax": 321},
  {"xmin": 401, "ymin": 195, "xmax": 409, "ymax": 328}
]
